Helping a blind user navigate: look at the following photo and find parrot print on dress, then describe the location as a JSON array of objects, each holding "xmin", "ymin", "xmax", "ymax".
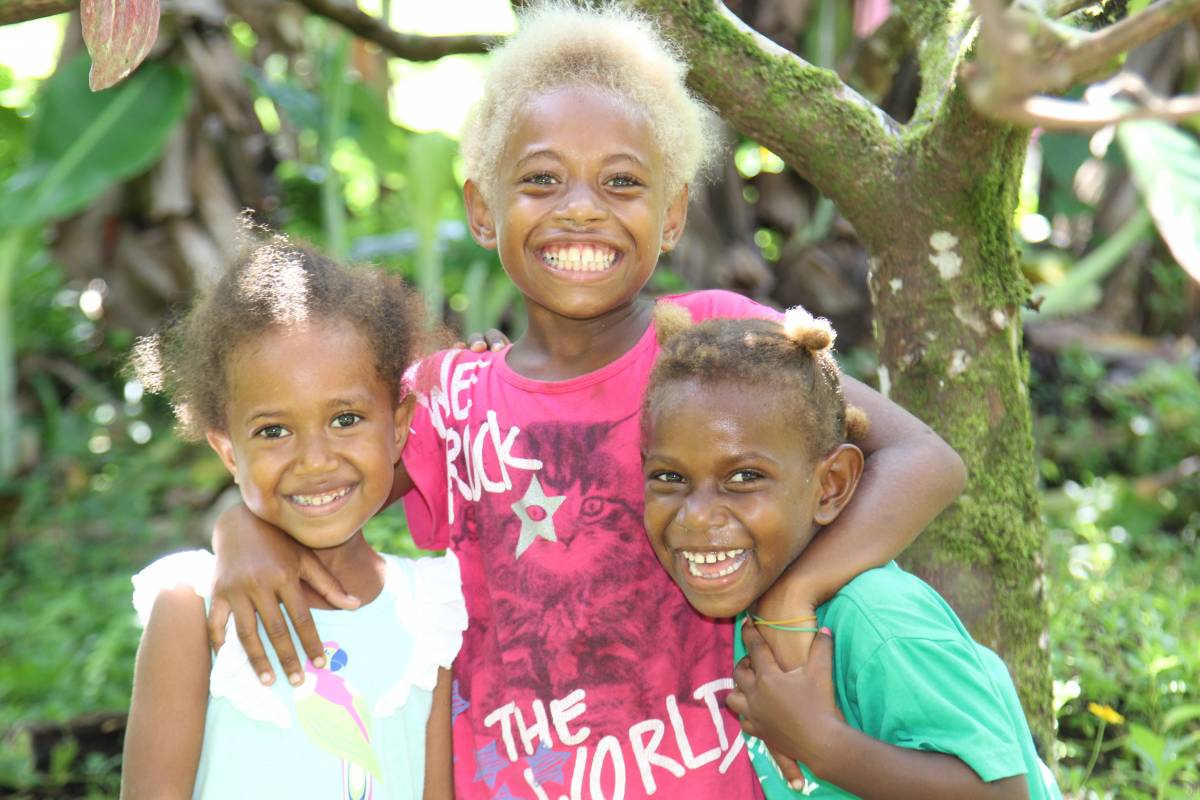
[{"xmin": 294, "ymin": 641, "xmax": 383, "ymax": 799}]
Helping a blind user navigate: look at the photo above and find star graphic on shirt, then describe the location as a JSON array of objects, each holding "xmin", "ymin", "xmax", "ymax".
[
  {"xmin": 525, "ymin": 742, "xmax": 572, "ymax": 787},
  {"xmin": 450, "ymin": 678, "xmax": 470, "ymax": 726},
  {"xmin": 511, "ymin": 474, "xmax": 566, "ymax": 558}
]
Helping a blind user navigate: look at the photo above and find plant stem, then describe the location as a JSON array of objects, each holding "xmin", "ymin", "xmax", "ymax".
[
  {"xmin": 0, "ymin": 229, "xmax": 24, "ymax": 479},
  {"xmin": 320, "ymin": 27, "xmax": 351, "ymax": 258},
  {"xmin": 1077, "ymin": 719, "xmax": 1107, "ymax": 791}
]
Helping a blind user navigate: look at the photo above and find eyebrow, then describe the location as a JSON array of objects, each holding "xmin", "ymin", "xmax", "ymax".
[
  {"xmin": 243, "ymin": 396, "xmax": 371, "ymax": 425},
  {"xmin": 514, "ymin": 150, "xmax": 649, "ymax": 171}
]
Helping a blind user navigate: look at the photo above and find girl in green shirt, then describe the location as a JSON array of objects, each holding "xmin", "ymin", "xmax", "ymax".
[{"xmin": 640, "ymin": 305, "xmax": 1061, "ymax": 800}]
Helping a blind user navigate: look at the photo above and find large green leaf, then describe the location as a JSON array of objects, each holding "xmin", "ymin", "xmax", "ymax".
[
  {"xmin": 0, "ymin": 54, "xmax": 191, "ymax": 231},
  {"xmin": 1116, "ymin": 119, "xmax": 1200, "ymax": 283}
]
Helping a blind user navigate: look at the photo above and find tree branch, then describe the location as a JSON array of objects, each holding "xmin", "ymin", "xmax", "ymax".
[
  {"xmin": 972, "ymin": 0, "xmax": 1200, "ymax": 100},
  {"xmin": 291, "ymin": 0, "xmax": 501, "ymax": 61},
  {"xmin": 985, "ymin": 76, "xmax": 1200, "ymax": 130},
  {"xmin": 624, "ymin": 0, "xmax": 900, "ymax": 233},
  {"xmin": 0, "ymin": 0, "xmax": 75, "ymax": 25}
]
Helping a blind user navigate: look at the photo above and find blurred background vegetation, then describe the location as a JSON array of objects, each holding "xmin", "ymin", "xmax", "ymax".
[{"xmin": 0, "ymin": 1, "xmax": 1197, "ymax": 797}]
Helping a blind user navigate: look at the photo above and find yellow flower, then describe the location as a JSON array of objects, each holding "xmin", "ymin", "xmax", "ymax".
[{"xmin": 1087, "ymin": 702, "xmax": 1125, "ymax": 725}]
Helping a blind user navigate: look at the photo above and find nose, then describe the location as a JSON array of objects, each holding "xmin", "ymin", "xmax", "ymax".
[
  {"xmin": 677, "ymin": 482, "xmax": 730, "ymax": 532},
  {"xmin": 293, "ymin": 431, "xmax": 339, "ymax": 475},
  {"xmin": 556, "ymin": 181, "xmax": 607, "ymax": 227}
]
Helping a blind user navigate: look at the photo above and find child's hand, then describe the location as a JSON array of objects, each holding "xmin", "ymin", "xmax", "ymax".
[
  {"xmin": 209, "ymin": 504, "xmax": 359, "ymax": 687},
  {"xmin": 454, "ymin": 328, "xmax": 509, "ymax": 352},
  {"xmin": 727, "ymin": 621, "xmax": 844, "ymax": 771},
  {"xmin": 752, "ymin": 576, "xmax": 818, "ymax": 672}
]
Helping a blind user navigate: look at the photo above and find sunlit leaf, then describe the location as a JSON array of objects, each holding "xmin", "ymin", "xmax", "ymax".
[
  {"xmin": 81, "ymin": 0, "xmax": 161, "ymax": 91},
  {"xmin": 0, "ymin": 55, "xmax": 191, "ymax": 231},
  {"xmin": 1117, "ymin": 120, "xmax": 1200, "ymax": 283}
]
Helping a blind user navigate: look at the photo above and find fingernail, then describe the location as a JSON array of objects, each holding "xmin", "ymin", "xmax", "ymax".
[
  {"xmin": 820, "ymin": 626, "xmax": 833, "ymax": 637},
  {"xmin": 346, "ymin": 594, "xmax": 361, "ymax": 606},
  {"xmin": 288, "ymin": 672, "xmax": 303, "ymax": 686},
  {"xmin": 259, "ymin": 672, "xmax": 273, "ymax": 686},
  {"xmin": 789, "ymin": 779, "xmax": 807, "ymax": 791},
  {"xmin": 313, "ymin": 656, "xmax": 326, "ymax": 669},
  {"xmin": 491, "ymin": 342, "xmax": 504, "ymax": 350}
]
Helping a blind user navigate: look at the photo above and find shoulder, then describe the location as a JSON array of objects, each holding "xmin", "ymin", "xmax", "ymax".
[
  {"xmin": 372, "ymin": 553, "xmax": 467, "ymax": 715},
  {"xmin": 657, "ymin": 289, "xmax": 781, "ymax": 323},
  {"xmin": 823, "ymin": 563, "xmax": 968, "ymax": 650},
  {"xmin": 381, "ymin": 552, "xmax": 467, "ymax": 654},
  {"xmin": 132, "ymin": 550, "xmax": 216, "ymax": 628}
]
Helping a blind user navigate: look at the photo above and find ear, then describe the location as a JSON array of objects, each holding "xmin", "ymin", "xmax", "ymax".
[
  {"xmin": 392, "ymin": 393, "xmax": 417, "ymax": 460},
  {"xmin": 463, "ymin": 179, "xmax": 497, "ymax": 249},
  {"xmin": 660, "ymin": 184, "xmax": 689, "ymax": 253},
  {"xmin": 812, "ymin": 444, "xmax": 864, "ymax": 526},
  {"xmin": 205, "ymin": 428, "xmax": 239, "ymax": 482}
]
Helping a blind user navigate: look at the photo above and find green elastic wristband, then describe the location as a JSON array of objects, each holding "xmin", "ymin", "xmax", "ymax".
[{"xmin": 757, "ymin": 624, "xmax": 820, "ymax": 633}]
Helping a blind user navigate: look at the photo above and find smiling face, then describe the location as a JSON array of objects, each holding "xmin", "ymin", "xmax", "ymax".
[
  {"xmin": 205, "ymin": 318, "xmax": 409, "ymax": 551},
  {"xmin": 643, "ymin": 379, "xmax": 862, "ymax": 618},
  {"xmin": 464, "ymin": 84, "xmax": 688, "ymax": 324}
]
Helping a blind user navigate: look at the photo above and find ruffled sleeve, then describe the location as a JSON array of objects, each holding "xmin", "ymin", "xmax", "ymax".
[
  {"xmin": 131, "ymin": 550, "xmax": 215, "ymax": 627},
  {"xmin": 373, "ymin": 551, "xmax": 468, "ymax": 718}
]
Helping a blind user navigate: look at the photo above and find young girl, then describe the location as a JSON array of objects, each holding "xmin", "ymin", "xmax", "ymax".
[
  {"xmin": 641, "ymin": 306, "xmax": 1060, "ymax": 799},
  {"xmin": 209, "ymin": 3, "xmax": 967, "ymax": 797},
  {"xmin": 121, "ymin": 237, "xmax": 466, "ymax": 799}
]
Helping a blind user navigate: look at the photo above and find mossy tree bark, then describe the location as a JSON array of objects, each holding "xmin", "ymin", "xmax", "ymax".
[{"xmin": 629, "ymin": 0, "xmax": 1053, "ymax": 743}]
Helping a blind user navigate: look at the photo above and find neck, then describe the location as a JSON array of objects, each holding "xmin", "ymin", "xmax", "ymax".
[
  {"xmin": 507, "ymin": 297, "xmax": 653, "ymax": 380},
  {"xmin": 302, "ymin": 533, "xmax": 385, "ymax": 610}
]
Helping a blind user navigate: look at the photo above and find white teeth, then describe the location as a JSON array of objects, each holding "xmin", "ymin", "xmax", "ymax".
[
  {"xmin": 681, "ymin": 548, "xmax": 745, "ymax": 564},
  {"xmin": 290, "ymin": 485, "xmax": 351, "ymax": 507},
  {"xmin": 542, "ymin": 245, "xmax": 616, "ymax": 272},
  {"xmin": 681, "ymin": 549, "xmax": 747, "ymax": 577}
]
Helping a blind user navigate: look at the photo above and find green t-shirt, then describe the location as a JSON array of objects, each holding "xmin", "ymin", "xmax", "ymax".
[{"xmin": 733, "ymin": 562, "xmax": 1061, "ymax": 799}]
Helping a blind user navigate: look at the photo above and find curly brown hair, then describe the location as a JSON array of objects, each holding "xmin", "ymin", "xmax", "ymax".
[
  {"xmin": 644, "ymin": 303, "xmax": 869, "ymax": 460},
  {"xmin": 129, "ymin": 233, "xmax": 438, "ymax": 440}
]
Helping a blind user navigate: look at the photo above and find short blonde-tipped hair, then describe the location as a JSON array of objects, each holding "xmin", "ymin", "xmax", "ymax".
[{"xmin": 461, "ymin": 0, "xmax": 719, "ymax": 203}]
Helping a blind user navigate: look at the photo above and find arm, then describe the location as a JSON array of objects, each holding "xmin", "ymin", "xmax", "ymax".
[
  {"xmin": 755, "ymin": 375, "xmax": 966, "ymax": 669},
  {"xmin": 423, "ymin": 667, "xmax": 455, "ymax": 800},
  {"xmin": 121, "ymin": 586, "xmax": 210, "ymax": 799},
  {"xmin": 209, "ymin": 456, "xmax": 416, "ymax": 685},
  {"xmin": 728, "ymin": 624, "xmax": 1028, "ymax": 800}
]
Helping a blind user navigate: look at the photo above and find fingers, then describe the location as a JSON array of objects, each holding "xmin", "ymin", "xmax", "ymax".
[
  {"xmin": 299, "ymin": 553, "xmax": 358, "ymax": 610},
  {"xmin": 207, "ymin": 596, "xmax": 231, "ymax": 654},
  {"xmin": 725, "ymin": 687, "xmax": 748, "ymax": 719},
  {"xmin": 252, "ymin": 592, "xmax": 305, "ymax": 687},
  {"xmin": 279, "ymin": 584, "xmax": 325, "ymax": 670},
  {"xmin": 741, "ymin": 620, "xmax": 781, "ymax": 674},
  {"xmin": 228, "ymin": 594, "xmax": 277, "ymax": 685},
  {"xmin": 483, "ymin": 328, "xmax": 508, "ymax": 350},
  {"xmin": 809, "ymin": 626, "xmax": 835, "ymax": 665},
  {"xmin": 771, "ymin": 750, "xmax": 805, "ymax": 786}
]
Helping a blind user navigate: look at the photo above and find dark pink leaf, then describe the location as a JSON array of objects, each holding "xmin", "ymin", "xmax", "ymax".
[
  {"xmin": 853, "ymin": 0, "xmax": 891, "ymax": 39},
  {"xmin": 81, "ymin": 0, "xmax": 161, "ymax": 91}
]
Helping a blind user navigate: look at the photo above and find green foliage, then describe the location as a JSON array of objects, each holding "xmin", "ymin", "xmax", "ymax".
[
  {"xmin": 1117, "ymin": 119, "xmax": 1200, "ymax": 280},
  {"xmin": 1036, "ymin": 350, "xmax": 1200, "ymax": 798},
  {"xmin": 0, "ymin": 54, "xmax": 191, "ymax": 229}
]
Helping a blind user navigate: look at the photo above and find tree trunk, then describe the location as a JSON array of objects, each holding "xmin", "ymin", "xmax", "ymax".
[{"xmin": 630, "ymin": 0, "xmax": 1054, "ymax": 745}]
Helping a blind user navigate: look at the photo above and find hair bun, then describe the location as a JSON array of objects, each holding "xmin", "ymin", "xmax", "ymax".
[
  {"xmin": 654, "ymin": 302, "xmax": 694, "ymax": 345},
  {"xmin": 782, "ymin": 306, "xmax": 835, "ymax": 352},
  {"xmin": 845, "ymin": 405, "xmax": 871, "ymax": 442}
]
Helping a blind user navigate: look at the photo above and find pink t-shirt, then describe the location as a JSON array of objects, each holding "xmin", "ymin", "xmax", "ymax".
[{"xmin": 402, "ymin": 290, "xmax": 778, "ymax": 799}]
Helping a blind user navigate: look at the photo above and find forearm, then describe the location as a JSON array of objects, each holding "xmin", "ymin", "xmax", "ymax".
[
  {"xmin": 809, "ymin": 723, "xmax": 1028, "ymax": 800},
  {"xmin": 789, "ymin": 434, "xmax": 963, "ymax": 603}
]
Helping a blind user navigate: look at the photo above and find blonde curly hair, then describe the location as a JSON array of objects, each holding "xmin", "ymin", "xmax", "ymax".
[{"xmin": 460, "ymin": 0, "xmax": 719, "ymax": 203}]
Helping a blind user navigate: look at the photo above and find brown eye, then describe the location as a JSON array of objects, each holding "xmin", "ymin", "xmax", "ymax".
[
  {"xmin": 729, "ymin": 469, "xmax": 763, "ymax": 484},
  {"xmin": 255, "ymin": 424, "xmax": 288, "ymax": 440},
  {"xmin": 332, "ymin": 413, "xmax": 362, "ymax": 429}
]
